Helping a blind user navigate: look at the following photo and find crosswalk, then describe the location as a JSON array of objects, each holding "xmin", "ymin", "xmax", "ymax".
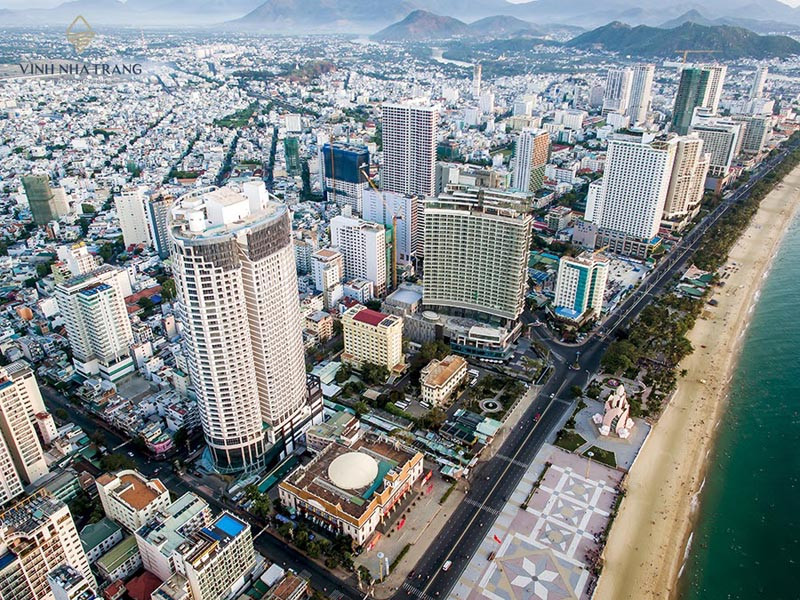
[
  {"xmin": 401, "ymin": 582, "xmax": 436, "ymax": 600},
  {"xmin": 463, "ymin": 497, "xmax": 501, "ymax": 516},
  {"xmin": 495, "ymin": 453, "xmax": 530, "ymax": 469}
]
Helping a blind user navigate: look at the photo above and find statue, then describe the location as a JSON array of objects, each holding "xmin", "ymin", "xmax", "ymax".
[{"xmin": 592, "ymin": 384, "xmax": 635, "ymax": 439}]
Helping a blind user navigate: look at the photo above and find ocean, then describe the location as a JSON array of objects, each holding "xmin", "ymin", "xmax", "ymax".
[{"xmin": 680, "ymin": 210, "xmax": 800, "ymax": 599}]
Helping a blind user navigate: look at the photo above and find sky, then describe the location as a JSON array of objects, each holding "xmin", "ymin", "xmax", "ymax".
[{"xmin": 0, "ymin": 0, "xmax": 798, "ymax": 10}]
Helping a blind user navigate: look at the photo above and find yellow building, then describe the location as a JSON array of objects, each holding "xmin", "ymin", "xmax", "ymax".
[
  {"xmin": 420, "ymin": 355, "xmax": 467, "ymax": 406},
  {"xmin": 341, "ymin": 305, "xmax": 404, "ymax": 373}
]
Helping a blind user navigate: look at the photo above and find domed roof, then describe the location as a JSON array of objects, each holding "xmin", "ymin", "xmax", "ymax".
[{"xmin": 328, "ymin": 452, "xmax": 379, "ymax": 490}]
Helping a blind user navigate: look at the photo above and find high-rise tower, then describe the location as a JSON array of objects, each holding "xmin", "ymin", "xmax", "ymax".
[
  {"xmin": 627, "ymin": 64, "xmax": 655, "ymax": 126},
  {"xmin": 169, "ymin": 184, "xmax": 317, "ymax": 472},
  {"xmin": 381, "ymin": 103, "xmax": 437, "ymax": 197},
  {"xmin": 672, "ymin": 68, "xmax": 711, "ymax": 135},
  {"xmin": 512, "ymin": 128, "xmax": 550, "ymax": 193}
]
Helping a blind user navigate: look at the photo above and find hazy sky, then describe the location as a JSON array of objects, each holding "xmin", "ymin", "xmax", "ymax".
[{"xmin": 0, "ymin": 0, "xmax": 798, "ymax": 7}]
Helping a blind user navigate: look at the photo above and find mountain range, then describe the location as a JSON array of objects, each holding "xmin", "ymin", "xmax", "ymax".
[
  {"xmin": 371, "ymin": 10, "xmax": 540, "ymax": 41},
  {"xmin": 1, "ymin": 0, "xmax": 800, "ymax": 31},
  {"xmin": 567, "ymin": 20, "xmax": 800, "ymax": 59},
  {"xmin": 659, "ymin": 8, "xmax": 800, "ymax": 34}
]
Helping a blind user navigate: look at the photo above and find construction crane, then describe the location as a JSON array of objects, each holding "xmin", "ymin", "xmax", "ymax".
[
  {"xmin": 675, "ymin": 49, "xmax": 719, "ymax": 64},
  {"xmin": 359, "ymin": 164, "xmax": 402, "ymax": 292}
]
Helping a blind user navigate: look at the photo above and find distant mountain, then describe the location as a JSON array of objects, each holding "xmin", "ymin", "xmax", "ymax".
[
  {"xmin": 507, "ymin": 0, "xmax": 800, "ymax": 29},
  {"xmin": 468, "ymin": 15, "xmax": 540, "ymax": 37},
  {"xmin": 228, "ymin": 0, "xmax": 417, "ymax": 32},
  {"xmin": 659, "ymin": 9, "xmax": 715, "ymax": 28},
  {"xmin": 567, "ymin": 20, "xmax": 800, "ymax": 58},
  {"xmin": 371, "ymin": 9, "xmax": 469, "ymax": 41},
  {"xmin": 1, "ymin": 0, "xmax": 799, "ymax": 31},
  {"xmin": 660, "ymin": 9, "xmax": 800, "ymax": 34}
]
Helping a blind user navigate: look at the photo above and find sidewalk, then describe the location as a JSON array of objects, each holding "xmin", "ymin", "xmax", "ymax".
[{"xmin": 369, "ymin": 383, "xmax": 544, "ymax": 597}]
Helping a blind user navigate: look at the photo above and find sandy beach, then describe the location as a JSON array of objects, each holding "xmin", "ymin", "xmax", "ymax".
[{"xmin": 594, "ymin": 163, "xmax": 800, "ymax": 600}]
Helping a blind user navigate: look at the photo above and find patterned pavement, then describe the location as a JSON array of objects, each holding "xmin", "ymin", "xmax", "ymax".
[{"xmin": 449, "ymin": 446, "xmax": 624, "ymax": 600}]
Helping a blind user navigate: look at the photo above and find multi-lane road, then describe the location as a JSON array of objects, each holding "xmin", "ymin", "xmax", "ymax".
[
  {"xmin": 42, "ymin": 139, "xmax": 798, "ymax": 600},
  {"xmin": 392, "ymin": 139, "xmax": 800, "ymax": 600}
]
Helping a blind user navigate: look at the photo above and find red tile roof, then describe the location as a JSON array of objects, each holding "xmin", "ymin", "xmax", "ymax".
[{"xmin": 353, "ymin": 308, "xmax": 387, "ymax": 327}]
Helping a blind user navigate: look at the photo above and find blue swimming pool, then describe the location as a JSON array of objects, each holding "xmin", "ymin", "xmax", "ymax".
[{"xmin": 215, "ymin": 513, "xmax": 245, "ymax": 537}]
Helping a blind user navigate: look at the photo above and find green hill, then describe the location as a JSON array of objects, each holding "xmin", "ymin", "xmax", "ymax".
[{"xmin": 567, "ymin": 20, "xmax": 800, "ymax": 59}]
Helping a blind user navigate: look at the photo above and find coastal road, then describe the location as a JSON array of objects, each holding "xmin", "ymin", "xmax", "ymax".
[{"xmin": 391, "ymin": 139, "xmax": 800, "ymax": 600}]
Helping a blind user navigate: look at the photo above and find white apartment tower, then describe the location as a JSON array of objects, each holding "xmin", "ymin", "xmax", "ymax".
[
  {"xmin": 330, "ymin": 215, "xmax": 388, "ymax": 296},
  {"xmin": 553, "ymin": 253, "xmax": 609, "ymax": 322},
  {"xmin": 512, "ymin": 128, "xmax": 550, "ymax": 193},
  {"xmin": 749, "ymin": 66, "xmax": 768, "ymax": 100},
  {"xmin": 602, "ymin": 68, "xmax": 632, "ymax": 115},
  {"xmin": 362, "ymin": 189, "xmax": 421, "ymax": 262},
  {"xmin": 587, "ymin": 139, "xmax": 677, "ymax": 257},
  {"xmin": 381, "ymin": 103, "xmax": 437, "ymax": 197},
  {"xmin": 170, "ymin": 185, "xmax": 316, "ymax": 472},
  {"xmin": 47, "ymin": 565, "xmax": 97, "ymax": 600},
  {"xmin": 0, "ymin": 435, "xmax": 23, "ymax": 506},
  {"xmin": 473, "ymin": 63, "xmax": 482, "ymax": 98},
  {"xmin": 662, "ymin": 135, "xmax": 710, "ymax": 231},
  {"xmin": 55, "ymin": 266, "xmax": 135, "ymax": 381},
  {"xmin": 0, "ymin": 492, "xmax": 96, "ymax": 600},
  {"xmin": 115, "ymin": 187, "xmax": 152, "ymax": 247},
  {"xmin": 423, "ymin": 200, "xmax": 532, "ymax": 322},
  {"xmin": 627, "ymin": 64, "xmax": 655, "ymax": 126},
  {"xmin": 701, "ymin": 64, "xmax": 727, "ymax": 114},
  {"xmin": 0, "ymin": 361, "xmax": 48, "ymax": 486},
  {"xmin": 690, "ymin": 119, "xmax": 742, "ymax": 178},
  {"xmin": 311, "ymin": 248, "xmax": 344, "ymax": 310}
]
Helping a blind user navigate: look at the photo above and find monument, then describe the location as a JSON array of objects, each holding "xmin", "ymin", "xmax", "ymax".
[{"xmin": 592, "ymin": 383, "xmax": 635, "ymax": 439}]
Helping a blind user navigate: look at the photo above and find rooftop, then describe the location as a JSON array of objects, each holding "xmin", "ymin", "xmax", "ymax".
[
  {"xmin": 282, "ymin": 437, "xmax": 417, "ymax": 521},
  {"xmin": 421, "ymin": 355, "xmax": 467, "ymax": 388},
  {"xmin": 116, "ymin": 472, "xmax": 166, "ymax": 511},
  {"xmin": 268, "ymin": 574, "xmax": 307, "ymax": 600},
  {"xmin": 80, "ymin": 517, "xmax": 121, "ymax": 551},
  {"xmin": 97, "ymin": 535, "xmax": 138, "ymax": 573}
]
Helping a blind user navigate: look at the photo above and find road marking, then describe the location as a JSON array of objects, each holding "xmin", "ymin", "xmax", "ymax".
[
  {"xmin": 494, "ymin": 454, "xmax": 529, "ymax": 469},
  {"xmin": 463, "ymin": 497, "xmax": 501, "ymax": 516},
  {"xmin": 420, "ymin": 378, "xmax": 568, "ymax": 597},
  {"xmin": 402, "ymin": 582, "xmax": 435, "ymax": 599}
]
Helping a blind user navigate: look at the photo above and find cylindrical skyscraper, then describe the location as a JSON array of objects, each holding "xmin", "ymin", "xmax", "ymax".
[{"xmin": 169, "ymin": 185, "xmax": 308, "ymax": 472}]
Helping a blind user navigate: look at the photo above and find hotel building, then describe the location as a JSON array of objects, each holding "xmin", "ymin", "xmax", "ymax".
[
  {"xmin": 0, "ymin": 492, "xmax": 95, "ymax": 600},
  {"xmin": 341, "ymin": 305, "xmax": 404, "ymax": 373},
  {"xmin": 169, "ymin": 185, "xmax": 322, "ymax": 472},
  {"xmin": 96, "ymin": 470, "xmax": 171, "ymax": 533},
  {"xmin": 553, "ymin": 253, "xmax": 610, "ymax": 322}
]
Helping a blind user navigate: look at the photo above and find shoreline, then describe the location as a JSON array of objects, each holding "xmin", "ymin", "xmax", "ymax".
[{"xmin": 594, "ymin": 162, "xmax": 800, "ymax": 600}]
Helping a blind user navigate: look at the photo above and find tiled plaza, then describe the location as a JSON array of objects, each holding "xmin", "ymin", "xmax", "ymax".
[{"xmin": 450, "ymin": 447, "xmax": 624, "ymax": 600}]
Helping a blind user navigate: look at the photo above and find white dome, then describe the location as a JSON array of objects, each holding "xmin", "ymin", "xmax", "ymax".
[{"xmin": 328, "ymin": 452, "xmax": 379, "ymax": 490}]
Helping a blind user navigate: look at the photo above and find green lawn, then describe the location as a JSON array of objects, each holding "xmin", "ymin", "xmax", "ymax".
[
  {"xmin": 554, "ymin": 430, "xmax": 586, "ymax": 452},
  {"xmin": 583, "ymin": 446, "xmax": 617, "ymax": 468}
]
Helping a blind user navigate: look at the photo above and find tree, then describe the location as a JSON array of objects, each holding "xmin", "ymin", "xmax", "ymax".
[
  {"xmin": 98, "ymin": 243, "xmax": 115, "ymax": 263},
  {"xmin": 570, "ymin": 385, "xmax": 583, "ymax": 398},
  {"xmin": 99, "ymin": 453, "xmax": 136, "ymax": 472},
  {"xmin": 81, "ymin": 203, "xmax": 95, "ymax": 214},
  {"xmin": 417, "ymin": 408, "xmax": 447, "ymax": 431},
  {"xmin": 354, "ymin": 401, "xmax": 369, "ymax": 417},
  {"xmin": 334, "ymin": 365, "xmax": 352, "ymax": 384},
  {"xmin": 419, "ymin": 340, "xmax": 450, "ymax": 362},
  {"xmin": 601, "ymin": 340, "xmax": 639, "ymax": 374},
  {"xmin": 161, "ymin": 278, "xmax": 177, "ymax": 301},
  {"xmin": 361, "ymin": 363, "xmax": 389, "ymax": 385},
  {"xmin": 54, "ymin": 408, "xmax": 69, "ymax": 421}
]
